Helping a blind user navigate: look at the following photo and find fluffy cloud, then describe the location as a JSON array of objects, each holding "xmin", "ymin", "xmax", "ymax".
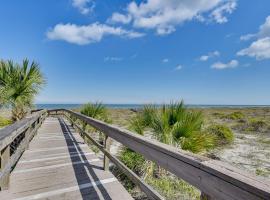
[
  {"xmin": 108, "ymin": 13, "xmax": 132, "ymax": 24},
  {"xmin": 210, "ymin": 1, "xmax": 237, "ymax": 24},
  {"xmin": 240, "ymin": 34, "xmax": 256, "ymax": 41},
  {"xmin": 211, "ymin": 60, "xmax": 239, "ymax": 69},
  {"xmin": 258, "ymin": 16, "xmax": 270, "ymax": 38},
  {"xmin": 200, "ymin": 51, "xmax": 220, "ymax": 61},
  {"xmin": 47, "ymin": 23, "xmax": 144, "ymax": 45},
  {"xmin": 72, "ymin": 0, "xmax": 95, "ymax": 15},
  {"xmin": 237, "ymin": 37, "xmax": 270, "ymax": 60},
  {"xmin": 238, "ymin": 16, "xmax": 270, "ymax": 60},
  {"xmin": 109, "ymin": 0, "xmax": 237, "ymax": 35}
]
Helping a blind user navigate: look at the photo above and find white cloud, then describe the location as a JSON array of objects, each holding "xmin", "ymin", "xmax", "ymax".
[
  {"xmin": 162, "ymin": 58, "xmax": 169, "ymax": 63},
  {"xmin": 210, "ymin": 1, "xmax": 237, "ymax": 24},
  {"xmin": 211, "ymin": 59, "xmax": 239, "ymax": 69},
  {"xmin": 72, "ymin": 0, "xmax": 95, "ymax": 15},
  {"xmin": 258, "ymin": 16, "xmax": 270, "ymax": 38},
  {"xmin": 199, "ymin": 51, "xmax": 220, "ymax": 61},
  {"xmin": 238, "ymin": 16, "xmax": 270, "ymax": 60},
  {"xmin": 240, "ymin": 34, "xmax": 256, "ymax": 41},
  {"xmin": 109, "ymin": 0, "xmax": 237, "ymax": 35},
  {"xmin": 237, "ymin": 37, "xmax": 270, "ymax": 60},
  {"xmin": 240, "ymin": 16, "xmax": 270, "ymax": 41},
  {"xmin": 47, "ymin": 23, "xmax": 144, "ymax": 45},
  {"xmin": 175, "ymin": 64, "xmax": 182, "ymax": 70},
  {"xmin": 104, "ymin": 57, "xmax": 123, "ymax": 62},
  {"xmin": 108, "ymin": 13, "xmax": 132, "ymax": 24}
]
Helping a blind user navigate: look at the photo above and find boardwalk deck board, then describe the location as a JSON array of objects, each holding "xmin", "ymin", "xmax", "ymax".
[{"xmin": 0, "ymin": 117, "xmax": 133, "ymax": 200}]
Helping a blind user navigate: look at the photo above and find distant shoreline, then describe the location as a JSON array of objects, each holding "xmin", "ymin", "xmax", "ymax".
[{"xmin": 35, "ymin": 104, "xmax": 270, "ymax": 110}]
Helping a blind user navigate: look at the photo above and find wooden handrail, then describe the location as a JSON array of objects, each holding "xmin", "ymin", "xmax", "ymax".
[
  {"xmin": 0, "ymin": 110, "xmax": 47, "ymax": 190},
  {"xmin": 63, "ymin": 113, "xmax": 164, "ymax": 200},
  {"xmin": 49, "ymin": 109, "xmax": 270, "ymax": 200}
]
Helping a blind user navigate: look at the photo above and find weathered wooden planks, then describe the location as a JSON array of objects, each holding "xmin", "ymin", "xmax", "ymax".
[
  {"xmin": 0, "ymin": 110, "xmax": 47, "ymax": 190},
  {"xmin": 0, "ymin": 117, "xmax": 133, "ymax": 200}
]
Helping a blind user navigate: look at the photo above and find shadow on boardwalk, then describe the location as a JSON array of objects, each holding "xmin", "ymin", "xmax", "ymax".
[{"xmin": 58, "ymin": 117, "xmax": 113, "ymax": 200}]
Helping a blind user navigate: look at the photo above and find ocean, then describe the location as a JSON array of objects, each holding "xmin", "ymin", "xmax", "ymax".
[{"xmin": 35, "ymin": 104, "xmax": 270, "ymax": 110}]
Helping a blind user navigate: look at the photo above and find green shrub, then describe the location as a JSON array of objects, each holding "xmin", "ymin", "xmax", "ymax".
[
  {"xmin": 207, "ymin": 125, "xmax": 234, "ymax": 145},
  {"xmin": 226, "ymin": 112, "xmax": 245, "ymax": 120},
  {"xmin": 0, "ymin": 116, "xmax": 11, "ymax": 128},
  {"xmin": 256, "ymin": 168, "xmax": 269, "ymax": 177},
  {"xmin": 212, "ymin": 112, "xmax": 226, "ymax": 118},
  {"xmin": 246, "ymin": 119, "xmax": 268, "ymax": 132},
  {"xmin": 180, "ymin": 132, "xmax": 216, "ymax": 153},
  {"xmin": 128, "ymin": 115, "xmax": 145, "ymax": 135},
  {"xmin": 80, "ymin": 102, "xmax": 110, "ymax": 123},
  {"xmin": 119, "ymin": 147, "xmax": 146, "ymax": 176}
]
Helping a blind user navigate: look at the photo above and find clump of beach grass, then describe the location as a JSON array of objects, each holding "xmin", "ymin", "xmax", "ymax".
[
  {"xmin": 246, "ymin": 118, "xmax": 268, "ymax": 132},
  {"xmin": 207, "ymin": 124, "xmax": 234, "ymax": 145},
  {"xmin": 226, "ymin": 111, "xmax": 245, "ymax": 120},
  {"xmin": 79, "ymin": 102, "xmax": 111, "ymax": 152},
  {"xmin": 0, "ymin": 116, "xmax": 11, "ymax": 128},
  {"xmin": 129, "ymin": 101, "xmax": 217, "ymax": 153}
]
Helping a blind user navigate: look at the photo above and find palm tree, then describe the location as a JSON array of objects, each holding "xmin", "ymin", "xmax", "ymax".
[{"xmin": 0, "ymin": 59, "xmax": 46, "ymax": 121}]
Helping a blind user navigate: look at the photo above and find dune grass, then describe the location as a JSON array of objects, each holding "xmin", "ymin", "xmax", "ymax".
[{"xmin": 0, "ymin": 116, "xmax": 11, "ymax": 128}]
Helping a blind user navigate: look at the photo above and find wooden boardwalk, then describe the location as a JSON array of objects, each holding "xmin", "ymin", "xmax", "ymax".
[{"xmin": 0, "ymin": 117, "xmax": 133, "ymax": 200}]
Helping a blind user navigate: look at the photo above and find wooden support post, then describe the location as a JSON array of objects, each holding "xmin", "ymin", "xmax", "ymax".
[
  {"xmin": 103, "ymin": 135, "xmax": 111, "ymax": 171},
  {"xmin": 25, "ymin": 127, "xmax": 31, "ymax": 150},
  {"xmin": 0, "ymin": 145, "xmax": 10, "ymax": 190},
  {"xmin": 200, "ymin": 192, "xmax": 211, "ymax": 200}
]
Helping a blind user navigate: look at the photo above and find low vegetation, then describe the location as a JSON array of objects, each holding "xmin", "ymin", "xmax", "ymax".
[
  {"xmin": 233, "ymin": 117, "xmax": 269, "ymax": 133},
  {"xmin": 213, "ymin": 111, "xmax": 245, "ymax": 120},
  {"xmin": 207, "ymin": 124, "xmax": 234, "ymax": 145},
  {"xmin": 146, "ymin": 176, "xmax": 200, "ymax": 200},
  {"xmin": 0, "ymin": 116, "xmax": 11, "ymax": 128},
  {"xmin": 129, "ymin": 101, "xmax": 226, "ymax": 153},
  {"xmin": 246, "ymin": 118, "xmax": 268, "ymax": 132},
  {"xmin": 226, "ymin": 111, "xmax": 245, "ymax": 120},
  {"xmin": 80, "ymin": 102, "xmax": 109, "ymax": 122}
]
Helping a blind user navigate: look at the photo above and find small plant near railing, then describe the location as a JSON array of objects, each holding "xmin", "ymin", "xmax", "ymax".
[
  {"xmin": 0, "ymin": 116, "xmax": 12, "ymax": 128},
  {"xmin": 80, "ymin": 102, "xmax": 111, "ymax": 150},
  {"xmin": 80, "ymin": 102, "xmax": 111, "ymax": 127},
  {"xmin": 129, "ymin": 101, "xmax": 216, "ymax": 153}
]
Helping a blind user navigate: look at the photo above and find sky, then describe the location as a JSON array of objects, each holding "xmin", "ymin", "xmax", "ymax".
[{"xmin": 0, "ymin": 0, "xmax": 270, "ymax": 105}]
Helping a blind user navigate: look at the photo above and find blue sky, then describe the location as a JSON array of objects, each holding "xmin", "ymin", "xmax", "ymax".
[{"xmin": 0, "ymin": 0, "xmax": 270, "ymax": 105}]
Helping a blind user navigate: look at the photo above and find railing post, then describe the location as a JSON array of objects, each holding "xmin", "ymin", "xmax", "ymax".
[
  {"xmin": 25, "ymin": 127, "xmax": 32, "ymax": 150},
  {"xmin": 0, "ymin": 145, "xmax": 10, "ymax": 190},
  {"xmin": 103, "ymin": 135, "xmax": 112, "ymax": 171},
  {"xmin": 200, "ymin": 192, "xmax": 211, "ymax": 200}
]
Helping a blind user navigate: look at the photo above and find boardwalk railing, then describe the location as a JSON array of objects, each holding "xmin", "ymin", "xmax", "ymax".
[
  {"xmin": 0, "ymin": 110, "xmax": 47, "ymax": 190},
  {"xmin": 48, "ymin": 109, "xmax": 270, "ymax": 200}
]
